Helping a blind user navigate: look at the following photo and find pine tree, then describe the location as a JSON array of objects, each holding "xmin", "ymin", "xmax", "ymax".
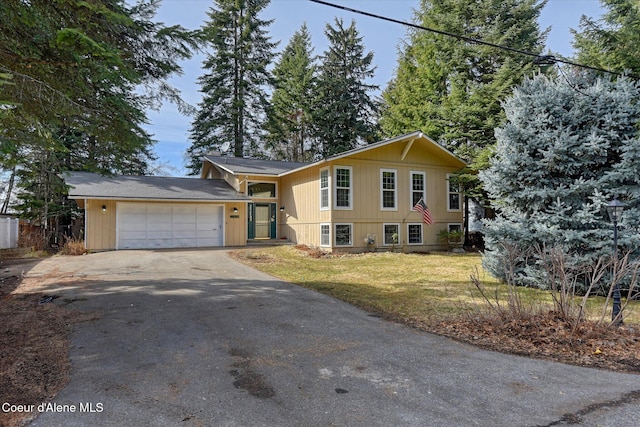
[
  {"xmin": 0, "ymin": 0, "xmax": 198, "ymax": 234},
  {"xmin": 0, "ymin": 0, "xmax": 198, "ymax": 171},
  {"xmin": 481, "ymin": 72, "xmax": 640, "ymax": 289},
  {"xmin": 312, "ymin": 18, "xmax": 379, "ymax": 158},
  {"xmin": 187, "ymin": 0, "xmax": 277, "ymax": 172},
  {"xmin": 380, "ymin": 0, "xmax": 547, "ymax": 159},
  {"xmin": 265, "ymin": 24, "xmax": 317, "ymax": 162},
  {"xmin": 573, "ymin": 0, "xmax": 640, "ymax": 76}
]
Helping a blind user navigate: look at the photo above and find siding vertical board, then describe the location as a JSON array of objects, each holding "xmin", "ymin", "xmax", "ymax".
[{"xmin": 279, "ymin": 140, "xmax": 464, "ymax": 252}]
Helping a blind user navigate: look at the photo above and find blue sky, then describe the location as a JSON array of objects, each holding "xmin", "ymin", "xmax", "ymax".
[{"xmin": 146, "ymin": 0, "xmax": 605, "ymax": 176}]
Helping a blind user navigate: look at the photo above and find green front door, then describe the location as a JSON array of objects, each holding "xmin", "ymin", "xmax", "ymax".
[{"xmin": 248, "ymin": 203, "xmax": 276, "ymax": 239}]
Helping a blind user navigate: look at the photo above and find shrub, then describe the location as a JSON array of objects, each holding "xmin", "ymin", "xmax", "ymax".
[{"xmin": 59, "ymin": 237, "xmax": 86, "ymax": 256}]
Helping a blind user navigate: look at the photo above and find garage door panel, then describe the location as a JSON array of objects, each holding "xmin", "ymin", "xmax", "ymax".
[
  {"xmin": 147, "ymin": 230, "xmax": 173, "ymax": 239},
  {"xmin": 120, "ymin": 239, "xmax": 148, "ymax": 250},
  {"xmin": 197, "ymin": 239, "xmax": 220, "ymax": 247},
  {"xmin": 173, "ymin": 230, "xmax": 197, "ymax": 239},
  {"xmin": 117, "ymin": 203, "xmax": 224, "ymax": 249},
  {"xmin": 147, "ymin": 216, "xmax": 172, "ymax": 225},
  {"xmin": 147, "ymin": 239, "xmax": 174, "ymax": 248},
  {"xmin": 172, "ymin": 223, "xmax": 196, "ymax": 231},
  {"xmin": 122, "ymin": 230, "xmax": 147, "ymax": 239},
  {"xmin": 173, "ymin": 207, "xmax": 197, "ymax": 221},
  {"xmin": 121, "ymin": 213, "xmax": 146, "ymax": 224},
  {"xmin": 174, "ymin": 238, "xmax": 195, "ymax": 247},
  {"xmin": 123, "ymin": 205, "xmax": 147, "ymax": 214},
  {"xmin": 196, "ymin": 221, "xmax": 218, "ymax": 230}
]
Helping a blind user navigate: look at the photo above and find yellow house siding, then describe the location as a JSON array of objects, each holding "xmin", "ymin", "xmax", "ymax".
[
  {"xmin": 284, "ymin": 141, "xmax": 464, "ymax": 251},
  {"xmin": 86, "ymin": 199, "xmax": 116, "ymax": 250},
  {"xmin": 199, "ymin": 133, "xmax": 465, "ymax": 252},
  {"xmin": 279, "ymin": 165, "xmax": 330, "ymax": 246},
  {"xmin": 223, "ymin": 202, "xmax": 246, "ymax": 246}
]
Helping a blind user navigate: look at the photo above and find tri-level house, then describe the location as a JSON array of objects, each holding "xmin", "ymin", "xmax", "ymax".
[{"xmin": 65, "ymin": 131, "xmax": 466, "ymax": 252}]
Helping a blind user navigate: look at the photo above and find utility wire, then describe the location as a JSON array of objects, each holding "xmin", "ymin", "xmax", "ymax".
[{"xmin": 309, "ymin": 0, "xmax": 637, "ymax": 80}]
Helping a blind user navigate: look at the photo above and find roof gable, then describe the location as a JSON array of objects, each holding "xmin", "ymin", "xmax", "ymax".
[
  {"xmin": 202, "ymin": 131, "xmax": 466, "ymax": 178},
  {"xmin": 282, "ymin": 131, "xmax": 467, "ymax": 175},
  {"xmin": 202, "ymin": 156, "xmax": 308, "ymax": 177}
]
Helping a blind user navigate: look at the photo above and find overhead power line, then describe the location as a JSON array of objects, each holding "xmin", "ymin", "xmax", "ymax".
[{"xmin": 309, "ymin": 0, "xmax": 637, "ymax": 80}]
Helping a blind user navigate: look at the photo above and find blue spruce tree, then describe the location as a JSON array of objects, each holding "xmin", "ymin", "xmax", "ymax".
[{"xmin": 481, "ymin": 72, "xmax": 640, "ymax": 289}]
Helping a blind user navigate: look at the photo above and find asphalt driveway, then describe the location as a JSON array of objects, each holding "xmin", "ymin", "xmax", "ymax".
[{"xmin": 23, "ymin": 249, "xmax": 640, "ymax": 426}]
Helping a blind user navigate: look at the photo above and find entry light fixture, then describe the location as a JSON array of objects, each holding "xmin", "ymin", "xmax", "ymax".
[
  {"xmin": 280, "ymin": 206, "xmax": 285, "ymax": 212},
  {"xmin": 101, "ymin": 205, "xmax": 107, "ymax": 213},
  {"xmin": 233, "ymin": 207, "xmax": 238, "ymax": 214}
]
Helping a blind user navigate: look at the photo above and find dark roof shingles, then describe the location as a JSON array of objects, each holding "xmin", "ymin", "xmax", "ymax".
[{"xmin": 64, "ymin": 172, "xmax": 249, "ymax": 201}]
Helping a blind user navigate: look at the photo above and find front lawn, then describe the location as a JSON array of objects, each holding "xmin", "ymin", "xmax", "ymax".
[
  {"xmin": 234, "ymin": 246, "xmax": 511, "ymax": 319},
  {"xmin": 231, "ymin": 245, "xmax": 640, "ymax": 373}
]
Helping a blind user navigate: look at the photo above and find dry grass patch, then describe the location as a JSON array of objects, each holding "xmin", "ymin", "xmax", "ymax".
[{"xmin": 0, "ymin": 257, "xmax": 99, "ymax": 427}]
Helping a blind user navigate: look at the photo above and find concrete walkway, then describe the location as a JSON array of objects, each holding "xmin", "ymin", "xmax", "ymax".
[{"xmin": 22, "ymin": 249, "xmax": 640, "ymax": 426}]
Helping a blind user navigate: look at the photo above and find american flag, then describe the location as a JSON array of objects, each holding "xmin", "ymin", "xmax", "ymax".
[{"xmin": 413, "ymin": 198, "xmax": 434, "ymax": 225}]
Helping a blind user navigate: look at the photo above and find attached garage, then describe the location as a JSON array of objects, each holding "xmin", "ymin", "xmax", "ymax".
[
  {"xmin": 117, "ymin": 203, "xmax": 224, "ymax": 249},
  {"xmin": 64, "ymin": 172, "xmax": 249, "ymax": 251}
]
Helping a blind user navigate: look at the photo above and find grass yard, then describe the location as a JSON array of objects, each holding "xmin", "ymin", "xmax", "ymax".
[
  {"xmin": 231, "ymin": 245, "xmax": 638, "ymax": 324},
  {"xmin": 232, "ymin": 245, "xmax": 640, "ymax": 373},
  {"xmin": 232, "ymin": 246, "xmax": 504, "ymax": 320}
]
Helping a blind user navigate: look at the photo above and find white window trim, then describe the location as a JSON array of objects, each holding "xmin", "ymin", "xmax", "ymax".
[
  {"xmin": 320, "ymin": 223, "xmax": 331, "ymax": 247},
  {"xmin": 410, "ymin": 171, "xmax": 426, "ymax": 210},
  {"xmin": 446, "ymin": 173, "xmax": 462, "ymax": 212},
  {"xmin": 247, "ymin": 180, "xmax": 278, "ymax": 199},
  {"xmin": 334, "ymin": 166, "xmax": 353, "ymax": 210},
  {"xmin": 320, "ymin": 168, "xmax": 330, "ymax": 211},
  {"xmin": 406, "ymin": 223, "xmax": 423, "ymax": 245},
  {"xmin": 334, "ymin": 223, "xmax": 353, "ymax": 247},
  {"xmin": 382, "ymin": 223, "xmax": 400, "ymax": 246},
  {"xmin": 380, "ymin": 168, "xmax": 398, "ymax": 211},
  {"xmin": 448, "ymin": 223, "xmax": 463, "ymax": 233}
]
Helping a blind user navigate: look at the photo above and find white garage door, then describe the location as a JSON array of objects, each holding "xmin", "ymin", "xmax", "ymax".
[{"xmin": 117, "ymin": 203, "xmax": 224, "ymax": 249}]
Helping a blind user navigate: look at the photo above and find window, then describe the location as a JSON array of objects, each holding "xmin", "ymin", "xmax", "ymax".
[
  {"xmin": 410, "ymin": 171, "xmax": 426, "ymax": 208},
  {"xmin": 448, "ymin": 223, "xmax": 463, "ymax": 244},
  {"xmin": 334, "ymin": 166, "xmax": 352, "ymax": 209},
  {"xmin": 448, "ymin": 223, "xmax": 462, "ymax": 233},
  {"xmin": 335, "ymin": 223, "xmax": 353, "ymax": 246},
  {"xmin": 320, "ymin": 169, "xmax": 329, "ymax": 210},
  {"xmin": 447, "ymin": 174, "xmax": 461, "ymax": 211},
  {"xmin": 383, "ymin": 223, "xmax": 400, "ymax": 246},
  {"xmin": 248, "ymin": 182, "xmax": 276, "ymax": 198},
  {"xmin": 320, "ymin": 224, "xmax": 331, "ymax": 246},
  {"xmin": 407, "ymin": 223, "xmax": 423, "ymax": 245},
  {"xmin": 380, "ymin": 169, "xmax": 397, "ymax": 210}
]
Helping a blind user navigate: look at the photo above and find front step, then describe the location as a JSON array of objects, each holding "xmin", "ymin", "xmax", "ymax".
[{"xmin": 247, "ymin": 239, "xmax": 292, "ymax": 247}]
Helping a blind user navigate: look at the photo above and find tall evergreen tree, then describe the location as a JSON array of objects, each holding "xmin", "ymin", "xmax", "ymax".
[
  {"xmin": 573, "ymin": 0, "xmax": 640, "ymax": 76},
  {"xmin": 481, "ymin": 73, "xmax": 640, "ymax": 290},
  {"xmin": 0, "ymin": 0, "xmax": 198, "ymax": 172},
  {"xmin": 312, "ymin": 18, "xmax": 379, "ymax": 158},
  {"xmin": 0, "ymin": 0, "xmax": 199, "ymax": 234},
  {"xmin": 380, "ymin": 0, "xmax": 547, "ymax": 160},
  {"xmin": 187, "ymin": 0, "xmax": 276, "ymax": 172},
  {"xmin": 265, "ymin": 24, "xmax": 317, "ymax": 162}
]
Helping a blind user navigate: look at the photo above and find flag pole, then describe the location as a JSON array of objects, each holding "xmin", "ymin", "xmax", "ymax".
[{"xmin": 403, "ymin": 197, "xmax": 422, "ymax": 223}]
